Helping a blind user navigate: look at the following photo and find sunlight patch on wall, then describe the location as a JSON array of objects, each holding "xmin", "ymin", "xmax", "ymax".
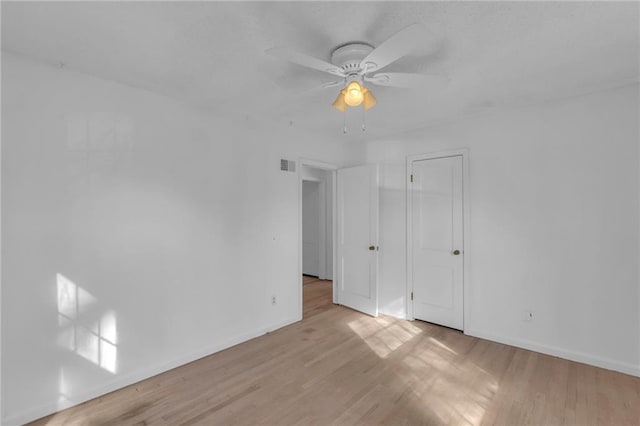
[
  {"xmin": 57, "ymin": 273, "xmax": 97, "ymax": 318},
  {"xmin": 66, "ymin": 112, "xmax": 132, "ymax": 152},
  {"xmin": 56, "ymin": 273, "xmax": 118, "ymax": 373},
  {"xmin": 56, "ymin": 368, "xmax": 72, "ymax": 410}
]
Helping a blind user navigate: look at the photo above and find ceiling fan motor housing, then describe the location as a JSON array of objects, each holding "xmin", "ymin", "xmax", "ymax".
[{"xmin": 331, "ymin": 43, "xmax": 374, "ymax": 76}]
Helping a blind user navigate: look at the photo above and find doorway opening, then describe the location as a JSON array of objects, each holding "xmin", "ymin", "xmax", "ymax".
[
  {"xmin": 300, "ymin": 161, "xmax": 336, "ymax": 319},
  {"xmin": 302, "ymin": 275, "xmax": 333, "ymax": 319}
]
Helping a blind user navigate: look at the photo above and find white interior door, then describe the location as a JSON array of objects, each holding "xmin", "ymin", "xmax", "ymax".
[
  {"xmin": 410, "ymin": 155, "xmax": 464, "ymax": 330},
  {"xmin": 337, "ymin": 164, "xmax": 379, "ymax": 317}
]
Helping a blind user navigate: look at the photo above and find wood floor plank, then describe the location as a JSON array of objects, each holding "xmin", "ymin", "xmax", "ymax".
[{"xmin": 29, "ymin": 279, "xmax": 640, "ymax": 425}]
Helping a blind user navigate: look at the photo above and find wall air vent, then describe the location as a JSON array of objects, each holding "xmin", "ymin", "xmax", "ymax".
[{"xmin": 280, "ymin": 159, "xmax": 296, "ymax": 172}]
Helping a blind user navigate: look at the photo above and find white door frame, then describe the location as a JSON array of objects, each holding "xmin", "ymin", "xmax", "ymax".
[
  {"xmin": 406, "ymin": 149, "xmax": 471, "ymax": 329},
  {"xmin": 298, "ymin": 158, "xmax": 338, "ymax": 321}
]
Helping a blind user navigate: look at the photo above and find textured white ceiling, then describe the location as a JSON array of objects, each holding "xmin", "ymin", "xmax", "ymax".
[{"xmin": 2, "ymin": 1, "xmax": 638, "ymax": 141}]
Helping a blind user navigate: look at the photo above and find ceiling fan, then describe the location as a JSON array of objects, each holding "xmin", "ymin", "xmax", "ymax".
[{"xmin": 266, "ymin": 24, "xmax": 441, "ymax": 112}]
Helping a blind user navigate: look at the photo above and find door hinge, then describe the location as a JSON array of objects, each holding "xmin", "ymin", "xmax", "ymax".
[
  {"xmin": 410, "ymin": 174, "xmax": 413, "ymax": 183},
  {"xmin": 411, "ymin": 291, "xmax": 413, "ymax": 301}
]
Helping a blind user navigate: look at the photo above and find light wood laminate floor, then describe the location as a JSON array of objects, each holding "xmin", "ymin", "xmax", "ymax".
[
  {"xmin": 31, "ymin": 279, "xmax": 639, "ymax": 425},
  {"xmin": 302, "ymin": 275, "xmax": 334, "ymax": 319}
]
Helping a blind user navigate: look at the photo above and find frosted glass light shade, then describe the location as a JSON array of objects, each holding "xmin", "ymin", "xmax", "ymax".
[
  {"xmin": 344, "ymin": 81, "xmax": 364, "ymax": 106},
  {"xmin": 363, "ymin": 90, "xmax": 377, "ymax": 110},
  {"xmin": 332, "ymin": 89, "xmax": 347, "ymax": 112},
  {"xmin": 332, "ymin": 82, "xmax": 377, "ymax": 111}
]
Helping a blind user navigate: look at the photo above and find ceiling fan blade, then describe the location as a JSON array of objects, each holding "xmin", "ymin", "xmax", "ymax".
[
  {"xmin": 365, "ymin": 72, "xmax": 447, "ymax": 88},
  {"xmin": 297, "ymin": 80, "xmax": 343, "ymax": 96},
  {"xmin": 265, "ymin": 47, "xmax": 345, "ymax": 78},
  {"xmin": 273, "ymin": 81, "xmax": 342, "ymax": 113},
  {"xmin": 359, "ymin": 24, "xmax": 430, "ymax": 72}
]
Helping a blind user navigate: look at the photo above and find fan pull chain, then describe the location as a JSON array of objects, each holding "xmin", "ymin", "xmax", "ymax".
[
  {"xmin": 362, "ymin": 106, "xmax": 366, "ymax": 132},
  {"xmin": 343, "ymin": 109, "xmax": 348, "ymax": 134}
]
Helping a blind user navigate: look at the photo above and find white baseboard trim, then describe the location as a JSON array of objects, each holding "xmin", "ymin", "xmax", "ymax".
[
  {"xmin": 378, "ymin": 308, "xmax": 407, "ymax": 320},
  {"xmin": 464, "ymin": 328, "xmax": 640, "ymax": 378},
  {"xmin": 263, "ymin": 316, "xmax": 301, "ymax": 334},
  {"xmin": 3, "ymin": 317, "xmax": 302, "ymax": 426}
]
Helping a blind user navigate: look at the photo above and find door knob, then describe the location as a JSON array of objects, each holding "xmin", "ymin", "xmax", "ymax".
[
  {"xmin": 452, "ymin": 249, "xmax": 461, "ymax": 255},
  {"xmin": 369, "ymin": 246, "xmax": 376, "ymax": 251}
]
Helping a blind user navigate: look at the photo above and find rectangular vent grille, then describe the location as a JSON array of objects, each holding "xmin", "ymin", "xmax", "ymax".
[{"xmin": 280, "ymin": 159, "xmax": 296, "ymax": 172}]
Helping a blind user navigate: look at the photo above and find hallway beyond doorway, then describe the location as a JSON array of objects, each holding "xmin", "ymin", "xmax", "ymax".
[{"xmin": 303, "ymin": 275, "xmax": 333, "ymax": 319}]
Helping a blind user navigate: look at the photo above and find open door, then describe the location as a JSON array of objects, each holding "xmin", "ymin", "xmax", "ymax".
[{"xmin": 336, "ymin": 164, "xmax": 379, "ymax": 317}]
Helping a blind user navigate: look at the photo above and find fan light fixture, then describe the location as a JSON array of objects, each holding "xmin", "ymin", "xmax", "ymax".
[
  {"xmin": 266, "ymin": 23, "xmax": 437, "ymax": 127},
  {"xmin": 332, "ymin": 81, "xmax": 377, "ymax": 112},
  {"xmin": 345, "ymin": 81, "xmax": 364, "ymax": 106}
]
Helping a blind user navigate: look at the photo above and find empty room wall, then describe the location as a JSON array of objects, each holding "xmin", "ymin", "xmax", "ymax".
[
  {"xmin": 1, "ymin": 52, "xmax": 344, "ymax": 424},
  {"xmin": 368, "ymin": 84, "xmax": 640, "ymax": 377}
]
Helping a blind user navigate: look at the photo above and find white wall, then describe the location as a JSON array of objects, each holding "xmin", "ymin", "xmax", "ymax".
[
  {"xmin": 367, "ymin": 84, "xmax": 640, "ymax": 377},
  {"xmin": 0, "ymin": 52, "xmax": 346, "ymax": 425}
]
